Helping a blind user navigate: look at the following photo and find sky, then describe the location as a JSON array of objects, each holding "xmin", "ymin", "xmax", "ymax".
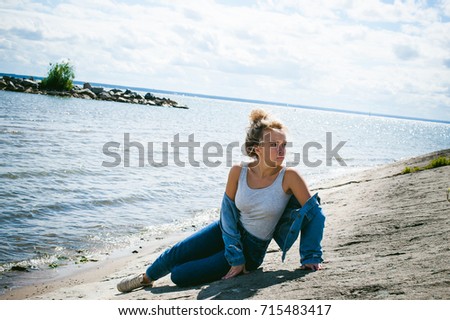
[{"xmin": 0, "ymin": 0, "xmax": 449, "ymax": 121}]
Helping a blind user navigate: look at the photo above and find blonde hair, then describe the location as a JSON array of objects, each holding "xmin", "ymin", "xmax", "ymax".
[{"xmin": 245, "ymin": 109, "xmax": 285, "ymax": 159}]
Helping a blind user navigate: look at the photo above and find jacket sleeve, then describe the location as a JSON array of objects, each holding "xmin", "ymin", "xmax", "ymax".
[
  {"xmin": 273, "ymin": 195, "xmax": 301, "ymax": 254},
  {"xmin": 273, "ymin": 193, "xmax": 325, "ymax": 265},
  {"xmin": 219, "ymin": 193, "xmax": 246, "ymax": 266},
  {"xmin": 299, "ymin": 198, "xmax": 325, "ymax": 265}
]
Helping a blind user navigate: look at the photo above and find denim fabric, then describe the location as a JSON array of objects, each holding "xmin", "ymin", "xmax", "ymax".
[
  {"xmin": 239, "ymin": 224, "xmax": 271, "ymax": 270},
  {"xmin": 145, "ymin": 221, "xmax": 269, "ymax": 287},
  {"xmin": 273, "ymin": 193, "xmax": 325, "ymax": 265},
  {"xmin": 145, "ymin": 192, "xmax": 325, "ymax": 287},
  {"xmin": 221, "ymin": 192, "xmax": 325, "ymax": 266}
]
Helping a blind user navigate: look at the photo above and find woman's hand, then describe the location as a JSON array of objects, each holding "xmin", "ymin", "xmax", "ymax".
[
  {"xmin": 222, "ymin": 264, "xmax": 248, "ymax": 280},
  {"xmin": 300, "ymin": 263, "xmax": 323, "ymax": 271}
]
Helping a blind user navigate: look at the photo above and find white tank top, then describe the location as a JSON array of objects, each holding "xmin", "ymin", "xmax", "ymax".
[{"xmin": 235, "ymin": 163, "xmax": 291, "ymax": 240}]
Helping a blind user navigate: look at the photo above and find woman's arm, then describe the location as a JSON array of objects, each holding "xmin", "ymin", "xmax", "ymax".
[
  {"xmin": 284, "ymin": 168, "xmax": 312, "ymax": 206},
  {"xmin": 221, "ymin": 165, "xmax": 248, "ymax": 279},
  {"xmin": 225, "ymin": 165, "xmax": 241, "ymax": 201},
  {"xmin": 284, "ymin": 168, "xmax": 323, "ymax": 271}
]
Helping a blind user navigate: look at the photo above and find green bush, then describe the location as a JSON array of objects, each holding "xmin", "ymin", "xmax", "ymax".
[{"xmin": 40, "ymin": 60, "xmax": 75, "ymax": 91}]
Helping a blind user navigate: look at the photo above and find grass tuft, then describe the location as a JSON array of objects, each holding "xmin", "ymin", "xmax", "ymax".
[{"xmin": 402, "ymin": 156, "xmax": 450, "ymax": 174}]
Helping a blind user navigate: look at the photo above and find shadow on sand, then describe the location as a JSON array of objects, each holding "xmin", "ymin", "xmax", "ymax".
[{"xmin": 144, "ymin": 268, "xmax": 312, "ymax": 300}]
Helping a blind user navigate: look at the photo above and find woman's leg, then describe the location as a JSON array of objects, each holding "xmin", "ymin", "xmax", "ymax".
[
  {"xmin": 170, "ymin": 249, "xmax": 230, "ymax": 287},
  {"xmin": 146, "ymin": 221, "xmax": 227, "ymax": 282}
]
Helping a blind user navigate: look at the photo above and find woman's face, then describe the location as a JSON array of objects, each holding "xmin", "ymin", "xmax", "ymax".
[{"xmin": 256, "ymin": 129, "xmax": 287, "ymax": 168}]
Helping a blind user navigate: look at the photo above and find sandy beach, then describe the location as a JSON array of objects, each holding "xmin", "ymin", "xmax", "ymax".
[{"xmin": 3, "ymin": 149, "xmax": 449, "ymax": 300}]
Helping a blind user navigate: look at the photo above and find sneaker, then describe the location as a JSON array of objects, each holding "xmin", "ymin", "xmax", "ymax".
[{"xmin": 117, "ymin": 273, "xmax": 153, "ymax": 293}]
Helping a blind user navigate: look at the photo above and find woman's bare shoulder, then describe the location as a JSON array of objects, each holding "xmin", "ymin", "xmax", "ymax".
[
  {"xmin": 285, "ymin": 167, "xmax": 304, "ymax": 179},
  {"xmin": 284, "ymin": 167, "xmax": 309, "ymax": 189},
  {"xmin": 225, "ymin": 163, "xmax": 245, "ymax": 200}
]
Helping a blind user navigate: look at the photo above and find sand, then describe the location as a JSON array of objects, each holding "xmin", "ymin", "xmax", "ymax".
[{"xmin": 2, "ymin": 149, "xmax": 449, "ymax": 300}]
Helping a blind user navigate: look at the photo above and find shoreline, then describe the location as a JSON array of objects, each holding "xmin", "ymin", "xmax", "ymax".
[{"xmin": 2, "ymin": 149, "xmax": 449, "ymax": 300}]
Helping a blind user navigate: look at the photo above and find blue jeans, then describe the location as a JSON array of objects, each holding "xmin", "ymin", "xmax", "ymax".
[{"xmin": 146, "ymin": 221, "xmax": 270, "ymax": 287}]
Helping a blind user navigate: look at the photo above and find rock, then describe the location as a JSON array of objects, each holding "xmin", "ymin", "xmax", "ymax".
[
  {"xmin": 6, "ymin": 81, "xmax": 17, "ymax": 90},
  {"xmin": 76, "ymin": 88, "xmax": 97, "ymax": 99},
  {"xmin": 116, "ymin": 97, "xmax": 129, "ymax": 103},
  {"xmin": 22, "ymin": 79, "xmax": 39, "ymax": 89},
  {"xmin": 0, "ymin": 79, "xmax": 7, "ymax": 89},
  {"xmin": 83, "ymin": 82, "xmax": 92, "ymax": 89},
  {"xmin": 91, "ymin": 87, "xmax": 104, "ymax": 95},
  {"xmin": 47, "ymin": 91, "xmax": 71, "ymax": 97},
  {"xmin": 98, "ymin": 91, "xmax": 112, "ymax": 100},
  {"xmin": 173, "ymin": 104, "xmax": 189, "ymax": 109},
  {"xmin": 10, "ymin": 266, "xmax": 29, "ymax": 272},
  {"xmin": 15, "ymin": 85, "xmax": 25, "ymax": 92},
  {"xmin": 145, "ymin": 92, "xmax": 155, "ymax": 100}
]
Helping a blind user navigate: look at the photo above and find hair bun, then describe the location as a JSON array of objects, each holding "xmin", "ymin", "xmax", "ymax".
[{"xmin": 249, "ymin": 109, "xmax": 269, "ymax": 124}]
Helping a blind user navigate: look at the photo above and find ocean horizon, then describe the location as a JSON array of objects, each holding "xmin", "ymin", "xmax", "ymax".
[{"xmin": 1, "ymin": 72, "xmax": 449, "ymax": 125}]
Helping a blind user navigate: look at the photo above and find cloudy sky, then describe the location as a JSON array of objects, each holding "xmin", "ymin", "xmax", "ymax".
[{"xmin": 1, "ymin": 0, "xmax": 449, "ymax": 121}]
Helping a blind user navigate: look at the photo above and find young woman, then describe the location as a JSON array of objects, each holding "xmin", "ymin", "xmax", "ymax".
[{"xmin": 117, "ymin": 109, "xmax": 325, "ymax": 292}]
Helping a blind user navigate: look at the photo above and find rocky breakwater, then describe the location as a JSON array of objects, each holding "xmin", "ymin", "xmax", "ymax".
[{"xmin": 0, "ymin": 76, "xmax": 188, "ymax": 109}]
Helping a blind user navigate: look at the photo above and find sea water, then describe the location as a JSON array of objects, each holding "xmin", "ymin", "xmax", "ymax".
[{"xmin": 0, "ymin": 90, "xmax": 449, "ymax": 292}]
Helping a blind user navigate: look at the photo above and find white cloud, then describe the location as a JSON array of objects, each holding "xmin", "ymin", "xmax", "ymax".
[{"xmin": 0, "ymin": 0, "xmax": 449, "ymax": 121}]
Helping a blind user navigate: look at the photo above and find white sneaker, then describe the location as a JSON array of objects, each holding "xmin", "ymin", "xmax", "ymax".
[{"xmin": 117, "ymin": 274, "xmax": 153, "ymax": 293}]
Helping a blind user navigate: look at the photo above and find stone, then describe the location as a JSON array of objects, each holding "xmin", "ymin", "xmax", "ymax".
[
  {"xmin": 173, "ymin": 104, "xmax": 189, "ymax": 109},
  {"xmin": 117, "ymin": 97, "xmax": 128, "ymax": 103},
  {"xmin": 145, "ymin": 92, "xmax": 155, "ymax": 100},
  {"xmin": 6, "ymin": 81, "xmax": 17, "ymax": 90},
  {"xmin": 91, "ymin": 87, "xmax": 104, "ymax": 95},
  {"xmin": 98, "ymin": 91, "xmax": 112, "ymax": 100},
  {"xmin": 76, "ymin": 88, "xmax": 96, "ymax": 99},
  {"xmin": 22, "ymin": 79, "xmax": 39, "ymax": 89},
  {"xmin": 83, "ymin": 83, "xmax": 92, "ymax": 89}
]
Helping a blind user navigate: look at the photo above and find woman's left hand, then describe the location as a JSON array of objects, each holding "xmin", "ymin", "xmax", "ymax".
[
  {"xmin": 222, "ymin": 264, "xmax": 248, "ymax": 280},
  {"xmin": 300, "ymin": 263, "xmax": 323, "ymax": 271}
]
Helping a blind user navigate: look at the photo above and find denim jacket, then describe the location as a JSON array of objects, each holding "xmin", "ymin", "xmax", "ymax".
[{"xmin": 219, "ymin": 192, "xmax": 325, "ymax": 266}]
